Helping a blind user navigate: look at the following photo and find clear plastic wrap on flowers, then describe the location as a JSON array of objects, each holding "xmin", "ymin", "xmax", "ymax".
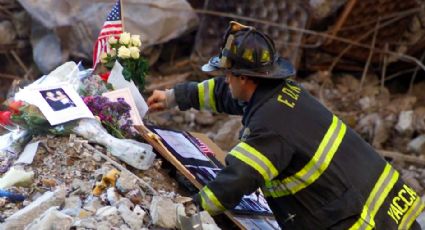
[
  {"xmin": 72, "ymin": 118, "xmax": 155, "ymax": 170},
  {"xmin": 0, "ymin": 129, "xmax": 32, "ymax": 173}
]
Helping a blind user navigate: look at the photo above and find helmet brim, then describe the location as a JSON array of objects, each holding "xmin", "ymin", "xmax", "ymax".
[
  {"xmin": 201, "ymin": 55, "xmax": 296, "ymax": 79},
  {"xmin": 201, "ymin": 56, "xmax": 224, "ymax": 76}
]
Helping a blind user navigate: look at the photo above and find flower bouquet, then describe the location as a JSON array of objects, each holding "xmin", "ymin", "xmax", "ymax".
[
  {"xmin": 100, "ymin": 32, "xmax": 148, "ymax": 91},
  {"xmin": 0, "ymin": 100, "xmax": 155, "ymax": 170},
  {"xmin": 83, "ymin": 95, "xmax": 136, "ymax": 139}
]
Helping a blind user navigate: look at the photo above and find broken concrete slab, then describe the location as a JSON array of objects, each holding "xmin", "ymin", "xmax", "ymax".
[
  {"xmin": 1, "ymin": 187, "xmax": 66, "ymax": 229},
  {"xmin": 24, "ymin": 206, "xmax": 73, "ymax": 230}
]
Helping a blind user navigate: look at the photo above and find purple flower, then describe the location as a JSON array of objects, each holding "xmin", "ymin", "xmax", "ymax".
[{"xmin": 83, "ymin": 95, "xmax": 135, "ymax": 138}]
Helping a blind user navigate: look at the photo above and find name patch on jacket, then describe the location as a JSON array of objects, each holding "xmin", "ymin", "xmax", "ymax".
[
  {"xmin": 387, "ymin": 184, "xmax": 418, "ymax": 224},
  {"xmin": 277, "ymin": 82, "xmax": 301, "ymax": 108}
]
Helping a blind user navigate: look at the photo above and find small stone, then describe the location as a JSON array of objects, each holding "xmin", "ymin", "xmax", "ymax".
[
  {"xmin": 92, "ymin": 152, "xmax": 103, "ymax": 162},
  {"xmin": 96, "ymin": 221, "xmax": 113, "ymax": 230},
  {"xmin": 407, "ymin": 135, "xmax": 425, "ymax": 155},
  {"xmin": 72, "ymin": 217, "xmax": 97, "ymax": 229},
  {"xmin": 126, "ymin": 189, "xmax": 144, "ymax": 205},
  {"xmin": 78, "ymin": 209, "xmax": 93, "ymax": 219},
  {"xmin": 62, "ymin": 196, "xmax": 82, "ymax": 217},
  {"xmin": 133, "ymin": 205, "xmax": 145, "ymax": 219},
  {"xmin": 114, "ymin": 198, "xmax": 134, "ymax": 210},
  {"xmin": 116, "ymin": 171, "xmax": 138, "ymax": 193},
  {"xmin": 118, "ymin": 203, "xmax": 144, "ymax": 229},
  {"xmin": 83, "ymin": 196, "xmax": 103, "ymax": 213},
  {"xmin": 150, "ymin": 196, "xmax": 183, "ymax": 228},
  {"xmin": 395, "ymin": 111, "xmax": 414, "ymax": 135},
  {"xmin": 106, "ymin": 187, "xmax": 120, "ymax": 206},
  {"xmin": 96, "ymin": 206, "xmax": 118, "ymax": 218}
]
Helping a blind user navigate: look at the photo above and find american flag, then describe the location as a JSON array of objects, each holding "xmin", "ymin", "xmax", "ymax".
[
  {"xmin": 92, "ymin": 0, "xmax": 123, "ymax": 68},
  {"xmin": 194, "ymin": 137, "xmax": 215, "ymax": 157}
]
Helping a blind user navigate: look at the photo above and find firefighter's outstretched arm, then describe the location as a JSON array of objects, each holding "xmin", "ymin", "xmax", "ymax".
[{"xmin": 147, "ymin": 77, "xmax": 244, "ymax": 115}]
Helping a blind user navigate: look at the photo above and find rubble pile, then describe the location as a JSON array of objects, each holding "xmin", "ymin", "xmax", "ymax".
[{"xmin": 0, "ymin": 134, "xmax": 219, "ymax": 229}]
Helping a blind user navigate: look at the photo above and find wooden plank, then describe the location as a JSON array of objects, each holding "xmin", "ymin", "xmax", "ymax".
[{"xmin": 135, "ymin": 125, "xmax": 202, "ymax": 189}]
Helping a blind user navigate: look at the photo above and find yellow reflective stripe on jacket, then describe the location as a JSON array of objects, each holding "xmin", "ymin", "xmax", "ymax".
[
  {"xmin": 264, "ymin": 115, "xmax": 346, "ymax": 197},
  {"xmin": 197, "ymin": 79, "xmax": 217, "ymax": 112},
  {"xmin": 349, "ymin": 164, "xmax": 399, "ymax": 230},
  {"xmin": 199, "ymin": 186, "xmax": 225, "ymax": 215},
  {"xmin": 230, "ymin": 142, "xmax": 278, "ymax": 181},
  {"xmin": 398, "ymin": 193, "xmax": 425, "ymax": 230}
]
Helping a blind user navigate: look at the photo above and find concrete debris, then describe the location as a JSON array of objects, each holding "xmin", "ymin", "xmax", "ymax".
[
  {"xmin": 396, "ymin": 111, "xmax": 414, "ymax": 135},
  {"xmin": 24, "ymin": 206, "xmax": 73, "ymax": 230},
  {"xmin": 62, "ymin": 196, "xmax": 82, "ymax": 217},
  {"xmin": 408, "ymin": 135, "xmax": 425, "ymax": 155},
  {"xmin": 116, "ymin": 171, "xmax": 139, "ymax": 193},
  {"xmin": 118, "ymin": 203, "xmax": 144, "ymax": 229},
  {"xmin": 1, "ymin": 187, "xmax": 66, "ymax": 229},
  {"xmin": 150, "ymin": 195, "xmax": 184, "ymax": 229}
]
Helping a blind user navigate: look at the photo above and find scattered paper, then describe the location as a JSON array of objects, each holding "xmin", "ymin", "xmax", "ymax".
[{"xmin": 14, "ymin": 141, "xmax": 40, "ymax": 165}]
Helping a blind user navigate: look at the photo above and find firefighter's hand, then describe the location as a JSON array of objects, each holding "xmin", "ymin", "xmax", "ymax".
[{"xmin": 147, "ymin": 90, "xmax": 167, "ymax": 112}]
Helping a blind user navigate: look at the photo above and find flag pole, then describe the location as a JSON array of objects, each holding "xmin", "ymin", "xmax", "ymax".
[{"xmin": 120, "ymin": 0, "xmax": 125, "ymax": 31}]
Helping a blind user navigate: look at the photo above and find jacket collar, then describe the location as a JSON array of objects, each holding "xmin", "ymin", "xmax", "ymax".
[{"xmin": 242, "ymin": 79, "xmax": 285, "ymax": 126}]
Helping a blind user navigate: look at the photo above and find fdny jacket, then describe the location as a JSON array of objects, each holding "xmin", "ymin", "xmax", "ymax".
[{"xmin": 173, "ymin": 77, "xmax": 424, "ymax": 229}]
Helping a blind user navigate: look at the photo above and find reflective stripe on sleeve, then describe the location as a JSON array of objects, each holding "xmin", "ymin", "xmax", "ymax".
[
  {"xmin": 263, "ymin": 115, "xmax": 346, "ymax": 197},
  {"xmin": 197, "ymin": 79, "xmax": 217, "ymax": 112},
  {"xmin": 230, "ymin": 142, "xmax": 278, "ymax": 181},
  {"xmin": 199, "ymin": 186, "xmax": 225, "ymax": 215},
  {"xmin": 398, "ymin": 195, "xmax": 425, "ymax": 230},
  {"xmin": 349, "ymin": 164, "xmax": 399, "ymax": 230}
]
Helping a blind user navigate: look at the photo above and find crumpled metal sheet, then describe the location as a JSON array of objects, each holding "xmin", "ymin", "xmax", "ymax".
[{"xmin": 191, "ymin": 0, "xmax": 309, "ymax": 70}]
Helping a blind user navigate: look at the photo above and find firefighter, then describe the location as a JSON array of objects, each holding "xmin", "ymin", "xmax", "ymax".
[{"xmin": 147, "ymin": 21, "xmax": 424, "ymax": 229}]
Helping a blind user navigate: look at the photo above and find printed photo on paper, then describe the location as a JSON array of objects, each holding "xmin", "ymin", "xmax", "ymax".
[{"xmin": 30, "ymin": 83, "xmax": 94, "ymax": 126}]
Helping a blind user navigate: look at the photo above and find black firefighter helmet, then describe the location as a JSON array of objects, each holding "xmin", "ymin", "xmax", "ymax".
[{"xmin": 201, "ymin": 21, "xmax": 295, "ymax": 79}]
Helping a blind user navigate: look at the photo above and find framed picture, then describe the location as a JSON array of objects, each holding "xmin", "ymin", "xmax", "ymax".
[
  {"xmin": 102, "ymin": 87, "xmax": 143, "ymax": 125},
  {"xmin": 148, "ymin": 126, "xmax": 273, "ymax": 216},
  {"xmin": 30, "ymin": 83, "xmax": 94, "ymax": 125}
]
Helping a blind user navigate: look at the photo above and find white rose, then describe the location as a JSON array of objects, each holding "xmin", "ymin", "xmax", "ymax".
[
  {"xmin": 119, "ymin": 32, "xmax": 131, "ymax": 45},
  {"xmin": 118, "ymin": 46, "xmax": 131, "ymax": 59},
  {"xmin": 108, "ymin": 36, "xmax": 118, "ymax": 45},
  {"xmin": 129, "ymin": 47, "xmax": 140, "ymax": 59},
  {"xmin": 130, "ymin": 35, "xmax": 141, "ymax": 47},
  {"xmin": 100, "ymin": 52, "xmax": 108, "ymax": 63},
  {"xmin": 109, "ymin": 48, "xmax": 117, "ymax": 57}
]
